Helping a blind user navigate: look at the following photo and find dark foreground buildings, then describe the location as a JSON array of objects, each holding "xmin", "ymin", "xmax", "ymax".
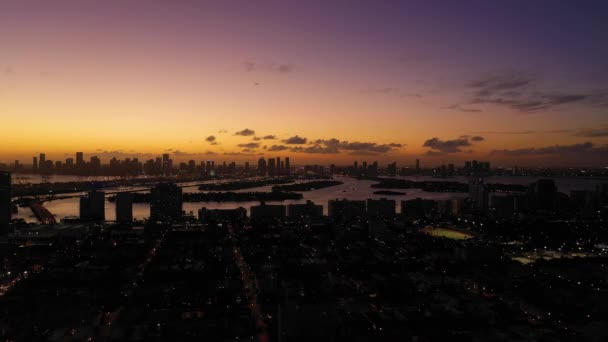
[
  {"xmin": 150, "ymin": 183, "xmax": 183, "ymax": 222},
  {"xmin": 0, "ymin": 172, "xmax": 10, "ymax": 235}
]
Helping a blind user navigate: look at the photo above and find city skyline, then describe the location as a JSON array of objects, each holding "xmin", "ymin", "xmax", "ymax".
[{"xmin": 2, "ymin": 1, "xmax": 608, "ymax": 166}]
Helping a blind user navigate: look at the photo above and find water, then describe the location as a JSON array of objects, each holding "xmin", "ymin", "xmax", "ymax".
[{"xmin": 17, "ymin": 175, "xmax": 605, "ymax": 222}]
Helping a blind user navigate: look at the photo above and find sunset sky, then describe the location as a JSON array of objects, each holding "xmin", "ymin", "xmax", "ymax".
[{"xmin": 1, "ymin": 1, "xmax": 607, "ymax": 166}]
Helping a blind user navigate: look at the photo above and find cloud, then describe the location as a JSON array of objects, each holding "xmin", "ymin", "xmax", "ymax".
[
  {"xmin": 224, "ymin": 152, "xmax": 257, "ymax": 156},
  {"xmin": 205, "ymin": 151, "xmax": 217, "ymax": 155},
  {"xmin": 422, "ymin": 136, "xmax": 484, "ymax": 155},
  {"xmin": 171, "ymin": 150, "xmax": 199, "ymax": 157},
  {"xmin": 262, "ymin": 135, "xmax": 276, "ymax": 140},
  {"xmin": 463, "ymin": 70, "xmax": 608, "ymax": 112},
  {"xmin": 423, "ymin": 137, "xmax": 471, "ymax": 155},
  {"xmin": 575, "ymin": 126, "xmax": 608, "ymax": 137},
  {"xmin": 218, "ymin": 129, "xmax": 228, "ymax": 134},
  {"xmin": 282, "ymin": 135, "xmax": 308, "ymax": 144},
  {"xmin": 470, "ymin": 130, "xmax": 536, "ymax": 135},
  {"xmin": 252, "ymin": 136, "xmax": 261, "ymax": 141},
  {"xmin": 467, "ymin": 71, "xmax": 534, "ymax": 97},
  {"xmin": 237, "ymin": 142, "xmax": 260, "ymax": 149},
  {"xmin": 268, "ymin": 145, "xmax": 289, "ymax": 152},
  {"xmin": 490, "ymin": 142, "xmax": 608, "ymax": 157},
  {"xmin": 290, "ymin": 139, "xmax": 402, "ymax": 155},
  {"xmin": 444, "ymin": 104, "xmax": 482, "ymax": 112},
  {"xmin": 205, "ymin": 135, "xmax": 216, "ymax": 143},
  {"xmin": 244, "ymin": 61, "xmax": 296, "ymax": 74},
  {"xmin": 234, "ymin": 128, "xmax": 256, "ymax": 136},
  {"xmin": 360, "ymin": 87, "xmax": 424, "ymax": 99}
]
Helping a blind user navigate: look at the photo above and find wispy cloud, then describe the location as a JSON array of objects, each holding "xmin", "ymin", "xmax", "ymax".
[
  {"xmin": 490, "ymin": 142, "xmax": 608, "ymax": 157},
  {"xmin": 462, "ymin": 70, "xmax": 608, "ymax": 112},
  {"xmin": 244, "ymin": 61, "xmax": 296, "ymax": 74}
]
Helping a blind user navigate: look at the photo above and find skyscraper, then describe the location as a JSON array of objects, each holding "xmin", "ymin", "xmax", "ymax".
[
  {"xmin": 39, "ymin": 153, "xmax": 46, "ymax": 172},
  {"xmin": 150, "ymin": 183, "xmax": 183, "ymax": 222},
  {"xmin": 76, "ymin": 152, "xmax": 84, "ymax": 167},
  {"xmin": 115, "ymin": 192, "xmax": 133, "ymax": 223},
  {"xmin": 285, "ymin": 157, "xmax": 290, "ymax": 175},
  {"xmin": 257, "ymin": 157, "xmax": 267, "ymax": 176},
  {"xmin": 268, "ymin": 158, "xmax": 276, "ymax": 176},
  {"xmin": 469, "ymin": 177, "xmax": 488, "ymax": 212},
  {"xmin": 32, "ymin": 156, "xmax": 38, "ymax": 172},
  {"xmin": 80, "ymin": 190, "xmax": 106, "ymax": 222},
  {"xmin": 0, "ymin": 172, "xmax": 11, "ymax": 235}
]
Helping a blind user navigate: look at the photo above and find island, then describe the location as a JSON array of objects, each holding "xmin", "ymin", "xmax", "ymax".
[
  {"xmin": 271, "ymin": 180, "xmax": 343, "ymax": 192},
  {"xmin": 198, "ymin": 178, "xmax": 295, "ymax": 191}
]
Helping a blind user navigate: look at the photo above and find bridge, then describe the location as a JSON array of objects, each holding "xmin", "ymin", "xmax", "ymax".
[{"xmin": 28, "ymin": 200, "xmax": 57, "ymax": 225}]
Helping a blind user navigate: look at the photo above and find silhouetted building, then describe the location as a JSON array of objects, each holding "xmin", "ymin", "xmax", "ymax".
[
  {"xmin": 268, "ymin": 158, "xmax": 276, "ymax": 176},
  {"xmin": 285, "ymin": 157, "xmax": 290, "ymax": 175},
  {"xmin": 328, "ymin": 199, "xmax": 366, "ymax": 221},
  {"xmin": 150, "ymin": 183, "xmax": 183, "ymax": 222},
  {"xmin": 0, "ymin": 172, "xmax": 11, "ymax": 235},
  {"xmin": 80, "ymin": 190, "xmax": 105, "ymax": 222},
  {"xmin": 32, "ymin": 156, "xmax": 38, "ymax": 172},
  {"xmin": 251, "ymin": 202, "xmax": 285, "ymax": 221},
  {"xmin": 39, "ymin": 153, "xmax": 46, "ymax": 172},
  {"xmin": 387, "ymin": 162, "xmax": 397, "ymax": 176},
  {"xmin": 287, "ymin": 201, "xmax": 323, "ymax": 219},
  {"xmin": 528, "ymin": 179, "xmax": 558, "ymax": 212},
  {"xmin": 258, "ymin": 158, "xmax": 266, "ymax": 176},
  {"xmin": 469, "ymin": 177, "xmax": 488, "ymax": 212},
  {"xmin": 401, "ymin": 198, "xmax": 435, "ymax": 219},
  {"xmin": 490, "ymin": 194, "xmax": 520, "ymax": 218},
  {"xmin": 76, "ymin": 152, "xmax": 84, "ymax": 167},
  {"xmin": 366, "ymin": 198, "xmax": 396, "ymax": 219},
  {"xmin": 115, "ymin": 192, "xmax": 133, "ymax": 223},
  {"xmin": 198, "ymin": 207, "xmax": 247, "ymax": 224}
]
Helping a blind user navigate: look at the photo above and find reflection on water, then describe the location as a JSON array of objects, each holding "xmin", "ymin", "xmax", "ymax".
[{"xmin": 37, "ymin": 175, "xmax": 606, "ymax": 221}]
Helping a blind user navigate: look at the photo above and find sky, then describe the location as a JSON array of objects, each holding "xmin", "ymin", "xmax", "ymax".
[{"xmin": 1, "ymin": 0, "xmax": 607, "ymax": 167}]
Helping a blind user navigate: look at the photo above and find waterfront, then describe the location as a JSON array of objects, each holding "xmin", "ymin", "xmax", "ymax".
[{"xmin": 11, "ymin": 175, "xmax": 607, "ymax": 223}]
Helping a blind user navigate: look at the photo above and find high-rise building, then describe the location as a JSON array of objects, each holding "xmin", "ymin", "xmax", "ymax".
[
  {"xmin": 0, "ymin": 172, "xmax": 11, "ymax": 235},
  {"xmin": 328, "ymin": 199, "xmax": 366, "ymax": 221},
  {"xmin": 415, "ymin": 159, "xmax": 420, "ymax": 174},
  {"xmin": 76, "ymin": 152, "xmax": 84, "ymax": 166},
  {"xmin": 80, "ymin": 190, "xmax": 106, "ymax": 222},
  {"xmin": 39, "ymin": 153, "xmax": 46, "ymax": 171},
  {"xmin": 257, "ymin": 157, "xmax": 267, "ymax": 176},
  {"xmin": 367, "ymin": 198, "xmax": 396, "ymax": 219},
  {"xmin": 115, "ymin": 192, "xmax": 133, "ymax": 223},
  {"xmin": 287, "ymin": 200, "xmax": 323, "ymax": 219},
  {"xmin": 387, "ymin": 162, "xmax": 397, "ymax": 176},
  {"xmin": 528, "ymin": 179, "xmax": 557, "ymax": 212},
  {"xmin": 285, "ymin": 157, "xmax": 290, "ymax": 175},
  {"xmin": 268, "ymin": 158, "xmax": 276, "ymax": 176},
  {"xmin": 162, "ymin": 153, "xmax": 171, "ymax": 173},
  {"xmin": 198, "ymin": 207, "xmax": 247, "ymax": 224},
  {"xmin": 150, "ymin": 183, "xmax": 183, "ymax": 222},
  {"xmin": 90, "ymin": 156, "xmax": 101, "ymax": 171},
  {"xmin": 32, "ymin": 156, "xmax": 38, "ymax": 172},
  {"xmin": 469, "ymin": 177, "xmax": 488, "ymax": 212},
  {"xmin": 250, "ymin": 202, "xmax": 286, "ymax": 221}
]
